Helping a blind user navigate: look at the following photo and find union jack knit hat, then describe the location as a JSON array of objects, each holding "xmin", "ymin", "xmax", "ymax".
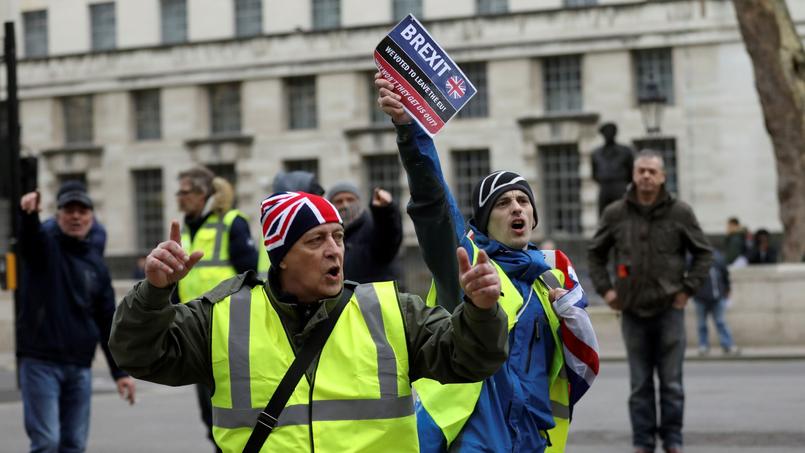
[
  {"xmin": 470, "ymin": 171, "xmax": 538, "ymax": 234},
  {"xmin": 260, "ymin": 191, "xmax": 342, "ymax": 267}
]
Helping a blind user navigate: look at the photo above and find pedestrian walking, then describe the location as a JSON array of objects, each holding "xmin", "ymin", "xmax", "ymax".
[
  {"xmin": 692, "ymin": 250, "xmax": 738, "ymax": 356},
  {"xmin": 588, "ymin": 149, "xmax": 713, "ymax": 453},
  {"xmin": 723, "ymin": 217, "xmax": 749, "ymax": 267},
  {"xmin": 109, "ymin": 191, "xmax": 509, "ymax": 452},
  {"xmin": 376, "ymin": 75, "xmax": 599, "ymax": 453},
  {"xmin": 17, "ymin": 183, "xmax": 136, "ymax": 453},
  {"xmin": 327, "ymin": 182, "xmax": 403, "ymax": 283},
  {"xmin": 174, "ymin": 167, "xmax": 258, "ymax": 450}
]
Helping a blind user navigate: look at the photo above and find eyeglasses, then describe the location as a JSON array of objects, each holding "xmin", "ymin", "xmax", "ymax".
[{"xmin": 175, "ymin": 189, "xmax": 200, "ymax": 196}]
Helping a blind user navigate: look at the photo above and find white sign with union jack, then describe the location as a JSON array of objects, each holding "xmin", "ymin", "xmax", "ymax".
[{"xmin": 374, "ymin": 15, "xmax": 477, "ymax": 136}]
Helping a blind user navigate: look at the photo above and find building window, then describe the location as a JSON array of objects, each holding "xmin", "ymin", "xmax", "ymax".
[
  {"xmin": 543, "ymin": 55, "xmax": 582, "ymax": 113},
  {"xmin": 283, "ymin": 159, "xmax": 319, "ymax": 178},
  {"xmin": 312, "ymin": 0, "xmax": 340, "ymax": 30},
  {"xmin": 161, "ymin": 0, "xmax": 187, "ymax": 44},
  {"xmin": 367, "ymin": 72, "xmax": 386, "ymax": 124},
  {"xmin": 633, "ymin": 137, "xmax": 678, "ymax": 195},
  {"xmin": 133, "ymin": 90, "xmax": 161, "ymax": 141},
  {"xmin": 235, "ymin": 0, "xmax": 262, "ymax": 37},
  {"xmin": 564, "ymin": 0, "xmax": 597, "ymax": 7},
  {"xmin": 62, "ymin": 96, "xmax": 94, "ymax": 144},
  {"xmin": 285, "ymin": 77, "xmax": 317, "ymax": 130},
  {"xmin": 477, "ymin": 0, "xmax": 508, "ymax": 15},
  {"xmin": 452, "ymin": 149, "xmax": 490, "ymax": 219},
  {"xmin": 206, "ymin": 163, "xmax": 237, "ymax": 189},
  {"xmin": 209, "ymin": 83, "xmax": 241, "ymax": 135},
  {"xmin": 364, "ymin": 154, "xmax": 402, "ymax": 202},
  {"xmin": 90, "ymin": 3, "xmax": 116, "ymax": 51},
  {"xmin": 393, "ymin": 0, "xmax": 423, "ymax": 21},
  {"xmin": 456, "ymin": 62, "xmax": 488, "ymax": 119},
  {"xmin": 539, "ymin": 144, "xmax": 582, "ymax": 235},
  {"xmin": 633, "ymin": 48, "xmax": 674, "ymax": 104},
  {"xmin": 23, "ymin": 10, "xmax": 48, "ymax": 58},
  {"xmin": 132, "ymin": 169, "xmax": 164, "ymax": 252}
]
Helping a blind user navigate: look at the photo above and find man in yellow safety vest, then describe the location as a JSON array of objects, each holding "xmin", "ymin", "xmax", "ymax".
[
  {"xmin": 174, "ymin": 166, "xmax": 258, "ymax": 450},
  {"xmin": 110, "ymin": 190, "xmax": 510, "ymax": 452}
]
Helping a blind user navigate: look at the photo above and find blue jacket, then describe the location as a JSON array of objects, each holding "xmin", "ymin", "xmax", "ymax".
[
  {"xmin": 17, "ymin": 211, "xmax": 126, "ymax": 379},
  {"xmin": 396, "ymin": 124, "xmax": 563, "ymax": 452}
]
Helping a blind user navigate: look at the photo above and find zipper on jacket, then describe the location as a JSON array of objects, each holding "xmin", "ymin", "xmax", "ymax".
[
  {"xmin": 526, "ymin": 317, "xmax": 540, "ymax": 373},
  {"xmin": 308, "ymin": 367, "xmax": 317, "ymax": 453}
]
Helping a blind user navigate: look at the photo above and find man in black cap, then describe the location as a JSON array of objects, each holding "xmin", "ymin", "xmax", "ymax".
[
  {"xmin": 42, "ymin": 180, "xmax": 108, "ymax": 256},
  {"xmin": 17, "ymin": 184, "xmax": 136, "ymax": 453}
]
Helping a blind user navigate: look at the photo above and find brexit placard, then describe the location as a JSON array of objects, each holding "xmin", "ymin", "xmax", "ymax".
[{"xmin": 374, "ymin": 15, "xmax": 477, "ymax": 136}]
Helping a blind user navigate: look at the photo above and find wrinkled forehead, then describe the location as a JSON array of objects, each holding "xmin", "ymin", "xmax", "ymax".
[{"xmin": 301, "ymin": 222, "xmax": 344, "ymax": 239}]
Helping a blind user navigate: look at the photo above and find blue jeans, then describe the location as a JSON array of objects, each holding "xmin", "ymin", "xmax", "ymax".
[
  {"xmin": 19, "ymin": 358, "xmax": 92, "ymax": 453},
  {"xmin": 694, "ymin": 298, "xmax": 735, "ymax": 350},
  {"xmin": 621, "ymin": 308, "xmax": 686, "ymax": 451}
]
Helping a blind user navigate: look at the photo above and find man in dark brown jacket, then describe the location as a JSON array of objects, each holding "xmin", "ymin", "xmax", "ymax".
[{"xmin": 588, "ymin": 149, "xmax": 712, "ymax": 453}]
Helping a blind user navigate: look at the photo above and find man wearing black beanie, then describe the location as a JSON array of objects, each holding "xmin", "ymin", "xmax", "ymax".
[{"xmin": 376, "ymin": 75, "xmax": 599, "ymax": 453}]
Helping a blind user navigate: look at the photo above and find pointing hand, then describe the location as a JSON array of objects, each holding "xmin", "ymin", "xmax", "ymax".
[
  {"xmin": 457, "ymin": 248, "xmax": 501, "ymax": 310},
  {"xmin": 144, "ymin": 221, "xmax": 204, "ymax": 288}
]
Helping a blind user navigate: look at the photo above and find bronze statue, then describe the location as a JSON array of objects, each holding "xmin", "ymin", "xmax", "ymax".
[{"xmin": 592, "ymin": 123, "xmax": 634, "ymax": 215}]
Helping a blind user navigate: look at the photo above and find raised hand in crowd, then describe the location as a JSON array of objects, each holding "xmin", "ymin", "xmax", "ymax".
[
  {"xmin": 145, "ymin": 221, "xmax": 204, "ymax": 288},
  {"xmin": 457, "ymin": 248, "xmax": 501, "ymax": 310},
  {"xmin": 20, "ymin": 191, "xmax": 41, "ymax": 214},
  {"xmin": 374, "ymin": 72, "xmax": 412, "ymax": 124},
  {"xmin": 371, "ymin": 187, "xmax": 393, "ymax": 207}
]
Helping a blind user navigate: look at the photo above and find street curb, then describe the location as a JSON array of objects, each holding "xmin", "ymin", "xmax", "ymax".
[{"xmin": 600, "ymin": 349, "xmax": 805, "ymax": 362}]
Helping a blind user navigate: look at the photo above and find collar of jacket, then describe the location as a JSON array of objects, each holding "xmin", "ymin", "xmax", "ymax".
[
  {"xmin": 265, "ymin": 266, "xmax": 349, "ymax": 321},
  {"xmin": 624, "ymin": 183, "xmax": 674, "ymax": 214}
]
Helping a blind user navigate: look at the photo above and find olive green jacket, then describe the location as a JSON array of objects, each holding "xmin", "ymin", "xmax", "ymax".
[{"xmin": 109, "ymin": 271, "xmax": 508, "ymax": 389}]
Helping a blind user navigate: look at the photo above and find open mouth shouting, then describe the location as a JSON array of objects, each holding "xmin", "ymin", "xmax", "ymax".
[
  {"xmin": 325, "ymin": 265, "xmax": 341, "ymax": 281},
  {"xmin": 510, "ymin": 218, "xmax": 527, "ymax": 235}
]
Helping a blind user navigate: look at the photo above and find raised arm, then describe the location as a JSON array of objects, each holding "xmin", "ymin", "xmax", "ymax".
[
  {"xmin": 109, "ymin": 221, "xmax": 210, "ymax": 387},
  {"xmin": 375, "ymin": 74, "xmax": 466, "ymax": 311},
  {"xmin": 404, "ymin": 248, "xmax": 508, "ymax": 383}
]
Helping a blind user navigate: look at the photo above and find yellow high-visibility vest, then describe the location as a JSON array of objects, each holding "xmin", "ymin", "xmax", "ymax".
[
  {"xmin": 417, "ymin": 240, "xmax": 571, "ymax": 452},
  {"xmin": 178, "ymin": 210, "xmax": 245, "ymax": 303},
  {"xmin": 210, "ymin": 281, "xmax": 418, "ymax": 452}
]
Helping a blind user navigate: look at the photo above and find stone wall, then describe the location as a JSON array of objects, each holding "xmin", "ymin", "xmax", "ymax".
[{"xmin": 590, "ymin": 264, "xmax": 805, "ymax": 355}]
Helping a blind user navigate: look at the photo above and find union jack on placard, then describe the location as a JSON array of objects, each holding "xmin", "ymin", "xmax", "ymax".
[{"xmin": 445, "ymin": 76, "xmax": 466, "ymax": 99}]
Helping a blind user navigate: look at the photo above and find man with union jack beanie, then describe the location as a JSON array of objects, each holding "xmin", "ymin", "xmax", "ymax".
[
  {"xmin": 376, "ymin": 74, "xmax": 600, "ymax": 453},
  {"xmin": 110, "ymin": 190, "xmax": 511, "ymax": 452}
]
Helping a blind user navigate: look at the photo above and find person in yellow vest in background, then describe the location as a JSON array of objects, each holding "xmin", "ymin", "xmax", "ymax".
[
  {"xmin": 376, "ymin": 75, "xmax": 600, "ymax": 453},
  {"xmin": 109, "ymin": 191, "xmax": 510, "ymax": 453},
  {"xmin": 174, "ymin": 166, "xmax": 258, "ymax": 451}
]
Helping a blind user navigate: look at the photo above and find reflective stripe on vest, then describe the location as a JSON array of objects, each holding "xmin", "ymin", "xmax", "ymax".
[
  {"xmin": 210, "ymin": 282, "xmax": 418, "ymax": 453},
  {"xmin": 177, "ymin": 210, "xmax": 244, "ymax": 302},
  {"xmin": 415, "ymin": 240, "xmax": 571, "ymax": 452}
]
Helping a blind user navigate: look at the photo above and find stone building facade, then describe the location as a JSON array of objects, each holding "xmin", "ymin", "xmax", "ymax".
[{"xmin": 2, "ymin": 0, "xmax": 801, "ymax": 291}]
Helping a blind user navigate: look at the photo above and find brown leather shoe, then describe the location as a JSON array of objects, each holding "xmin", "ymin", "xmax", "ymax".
[
  {"xmin": 633, "ymin": 448, "xmax": 653, "ymax": 453},
  {"xmin": 665, "ymin": 448, "xmax": 683, "ymax": 453}
]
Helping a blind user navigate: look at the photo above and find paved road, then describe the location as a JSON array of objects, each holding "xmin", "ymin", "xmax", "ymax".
[
  {"xmin": 569, "ymin": 360, "xmax": 805, "ymax": 452},
  {"xmin": 1, "ymin": 360, "xmax": 803, "ymax": 452}
]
